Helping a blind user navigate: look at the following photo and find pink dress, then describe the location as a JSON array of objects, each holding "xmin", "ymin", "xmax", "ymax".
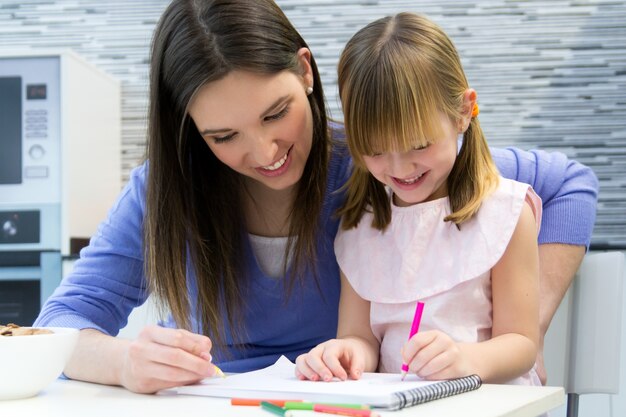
[{"xmin": 334, "ymin": 177, "xmax": 542, "ymax": 386}]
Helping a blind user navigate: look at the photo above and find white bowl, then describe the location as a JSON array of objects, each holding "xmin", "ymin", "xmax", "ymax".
[{"xmin": 0, "ymin": 327, "xmax": 79, "ymax": 400}]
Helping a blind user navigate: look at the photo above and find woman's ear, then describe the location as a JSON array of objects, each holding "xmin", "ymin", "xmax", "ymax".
[
  {"xmin": 297, "ymin": 47, "xmax": 314, "ymax": 91},
  {"xmin": 458, "ymin": 88, "xmax": 477, "ymax": 132}
]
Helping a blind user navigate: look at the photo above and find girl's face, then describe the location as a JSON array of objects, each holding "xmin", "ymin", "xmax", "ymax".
[
  {"xmin": 188, "ymin": 51, "xmax": 314, "ymax": 194},
  {"xmin": 362, "ymin": 113, "xmax": 460, "ymax": 207}
]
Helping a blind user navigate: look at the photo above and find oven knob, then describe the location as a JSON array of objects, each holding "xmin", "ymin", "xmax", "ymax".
[
  {"xmin": 2, "ymin": 220, "xmax": 17, "ymax": 237},
  {"xmin": 29, "ymin": 144, "xmax": 46, "ymax": 160}
]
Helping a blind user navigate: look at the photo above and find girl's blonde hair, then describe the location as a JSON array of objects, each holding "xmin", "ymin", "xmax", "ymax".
[{"xmin": 337, "ymin": 12, "xmax": 499, "ymax": 231}]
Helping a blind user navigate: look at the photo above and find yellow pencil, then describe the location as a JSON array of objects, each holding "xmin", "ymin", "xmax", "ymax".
[{"xmin": 213, "ymin": 364, "xmax": 226, "ymax": 378}]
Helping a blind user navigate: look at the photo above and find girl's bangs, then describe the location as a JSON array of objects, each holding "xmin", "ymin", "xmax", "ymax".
[{"xmin": 345, "ymin": 53, "xmax": 444, "ymax": 159}]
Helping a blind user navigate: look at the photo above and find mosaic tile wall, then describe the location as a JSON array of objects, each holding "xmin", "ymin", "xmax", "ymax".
[{"xmin": 1, "ymin": 0, "xmax": 624, "ymax": 247}]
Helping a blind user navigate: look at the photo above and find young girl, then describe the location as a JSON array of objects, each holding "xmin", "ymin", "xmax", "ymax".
[{"xmin": 295, "ymin": 12, "xmax": 541, "ymax": 386}]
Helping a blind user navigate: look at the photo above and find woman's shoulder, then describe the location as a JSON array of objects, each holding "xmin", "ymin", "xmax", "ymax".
[{"xmin": 107, "ymin": 160, "xmax": 149, "ymax": 217}]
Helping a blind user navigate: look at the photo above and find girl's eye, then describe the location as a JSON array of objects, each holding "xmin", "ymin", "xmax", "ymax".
[
  {"xmin": 213, "ymin": 133, "xmax": 236, "ymax": 144},
  {"xmin": 412, "ymin": 144, "xmax": 430, "ymax": 151},
  {"xmin": 265, "ymin": 106, "xmax": 289, "ymax": 122}
]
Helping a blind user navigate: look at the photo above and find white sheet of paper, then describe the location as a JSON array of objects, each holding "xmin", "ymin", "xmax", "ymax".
[{"xmin": 175, "ymin": 355, "xmax": 437, "ymax": 407}]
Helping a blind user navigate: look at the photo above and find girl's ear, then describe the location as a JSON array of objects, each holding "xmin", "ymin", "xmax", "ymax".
[
  {"xmin": 297, "ymin": 47, "xmax": 314, "ymax": 91},
  {"xmin": 458, "ymin": 88, "xmax": 477, "ymax": 133}
]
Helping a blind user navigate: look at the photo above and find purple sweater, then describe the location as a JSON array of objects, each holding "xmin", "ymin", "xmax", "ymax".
[{"xmin": 35, "ymin": 134, "xmax": 598, "ymax": 372}]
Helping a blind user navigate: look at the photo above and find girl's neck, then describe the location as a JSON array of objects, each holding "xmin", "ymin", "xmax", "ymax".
[{"xmin": 243, "ymin": 178, "xmax": 296, "ymax": 237}]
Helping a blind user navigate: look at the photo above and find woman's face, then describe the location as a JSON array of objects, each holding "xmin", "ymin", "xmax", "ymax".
[{"xmin": 188, "ymin": 53, "xmax": 314, "ymax": 193}]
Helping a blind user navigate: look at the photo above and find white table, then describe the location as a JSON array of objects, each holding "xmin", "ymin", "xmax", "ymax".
[{"xmin": 0, "ymin": 380, "xmax": 564, "ymax": 417}]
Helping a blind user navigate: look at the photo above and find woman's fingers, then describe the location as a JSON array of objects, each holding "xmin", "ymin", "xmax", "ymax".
[
  {"xmin": 140, "ymin": 325, "xmax": 212, "ymax": 357},
  {"xmin": 121, "ymin": 326, "xmax": 217, "ymax": 393},
  {"xmin": 138, "ymin": 326, "xmax": 215, "ymax": 375}
]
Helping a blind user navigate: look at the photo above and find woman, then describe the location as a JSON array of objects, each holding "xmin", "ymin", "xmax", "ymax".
[{"xmin": 35, "ymin": 0, "xmax": 597, "ymax": 393}]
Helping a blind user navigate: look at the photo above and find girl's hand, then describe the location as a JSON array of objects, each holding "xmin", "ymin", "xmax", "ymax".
[
  {"xmin": 119, "ymin": 325, "xmax": 217, "ymax": 393},
  {"xmin": 402, "ymin": 330, "xmax": 471, "ymax": 380},
  {"xmin": 295, "ymin": 338, "xmax": 366, "ymax": 382}
]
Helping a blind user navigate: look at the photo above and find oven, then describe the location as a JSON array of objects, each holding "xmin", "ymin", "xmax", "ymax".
[{"xmin": 0, "ymin": 52, "xmax": 121, "ymax": 326}]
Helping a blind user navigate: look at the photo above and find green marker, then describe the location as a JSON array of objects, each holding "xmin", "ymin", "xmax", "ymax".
[
  {"xmin": 283, "ymin": 402, "xmax": 370, "ymax": 410},
  {"xmin": 260, "ymin": 401, "xmax": 286, "ymax": 417}
]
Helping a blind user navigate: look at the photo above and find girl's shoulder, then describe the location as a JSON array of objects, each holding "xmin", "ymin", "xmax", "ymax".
[{"xmin": 487, "ymin": 178, "xmax": 542, "ymax": 233}]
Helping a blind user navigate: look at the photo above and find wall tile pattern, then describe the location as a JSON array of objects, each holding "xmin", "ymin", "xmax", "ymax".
[{"xmin": 0, "ymin": 0, "xmax": 624, "ymax": 247}]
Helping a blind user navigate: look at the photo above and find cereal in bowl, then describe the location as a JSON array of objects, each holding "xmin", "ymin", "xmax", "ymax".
[{"xmin": 0, "ymin": 323, "xmax": 53, "ymax": 336}]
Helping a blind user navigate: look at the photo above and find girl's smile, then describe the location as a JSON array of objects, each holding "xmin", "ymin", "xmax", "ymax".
[{"xmin": 362, "ymin": 113, "xmax": 459, "ymax": 208}]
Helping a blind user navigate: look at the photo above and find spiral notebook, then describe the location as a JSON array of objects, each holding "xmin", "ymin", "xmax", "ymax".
[{"xmin": 175, "ymin": 356, "xmax": 481, "ymax": 410}]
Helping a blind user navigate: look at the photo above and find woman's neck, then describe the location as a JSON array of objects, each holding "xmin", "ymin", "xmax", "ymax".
[{"xmin": 243, "ymin": 178, "xmax": 295, "ymax": 237}]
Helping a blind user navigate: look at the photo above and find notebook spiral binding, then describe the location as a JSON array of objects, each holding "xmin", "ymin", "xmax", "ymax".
[{"xmin": 388, "ymin": 374, "xmax": 482, "ymax": 410}]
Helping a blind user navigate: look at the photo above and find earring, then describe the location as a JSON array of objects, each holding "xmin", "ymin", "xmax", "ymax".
[{"xmin": 306, "ymin": 86, "xmax": 313, "ymax": 95}]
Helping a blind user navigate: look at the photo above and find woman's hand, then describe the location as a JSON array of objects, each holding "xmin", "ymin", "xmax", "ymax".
[
  {"xmin": 295, "ymin": 338, "xmax": 366, "ymax": 382},
  {"xmin": 402, "ymin": 330, "xmax": 471, "ymax": 380},
  {"xmin": 119, "ymin": 325, "xmax": 217, "ymax": 393}
]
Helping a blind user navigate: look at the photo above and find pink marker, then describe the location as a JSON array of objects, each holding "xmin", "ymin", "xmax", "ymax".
[{"xmin": 401, "ymin": 301, "xmax": 424, "ymax": 380}]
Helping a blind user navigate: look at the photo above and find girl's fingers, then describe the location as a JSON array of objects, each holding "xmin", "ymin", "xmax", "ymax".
[
  {"xmin": 302, "ymin": 344, "xmax": 334, "ymax": 380},
  {"xmin": 416, "ymin": 349, "xmax": 454, "ymax": 378},
  {"xmin": 405, "ymin": 332, "xmax": 450, "ymax": 375},
  {"xmin": 295, "ymin": 341, "xmax": 363, "ymax": 382},
  {"xmin": 348, "ymin": 355, "xmax": 364, "ymax": 380},
  {"xmin": 320, "ymin": 345, "xmax": 349, "ymax": 381},
  {"xmin": 295, "ymin": 353, "xmax": 321, "ymax": 381},
  {"xmin": 402, "ymin": 331, "xmax": 437, "ymax": 365}
]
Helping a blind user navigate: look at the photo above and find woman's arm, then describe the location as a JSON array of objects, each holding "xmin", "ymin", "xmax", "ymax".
[
  {"xmin": 65, "ymin": 327, "xmax": 215, "ymax": 393},
  {"xmin": 490, "ymin": 147, "xmax": 598, "ymax": 248},
  {"xmin": 34, "ymin": 164, "xmax": 150, "ymax": 335},
  {"xmin": 34, "ymin": 164, "xmax": 218, "ymax": 392}
]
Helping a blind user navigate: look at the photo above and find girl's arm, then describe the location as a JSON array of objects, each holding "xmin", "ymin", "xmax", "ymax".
[
  {"xmin": 295, "ymin": 271, "xmax": 379, "ymax": 381},
  {"xmin": 336, "ymin": 270, "xmax": 380, "ymax": 372},
  {"xmin": 461, "ymin": 201, "xmax": 540, "ymax": 382},
  {"xmin": 491, "ymin": 147, "xmax": 597, "ymax": 383},
  {"xmin": 402, "ymin": 202, "xmax": 539, "ymax": 382}
]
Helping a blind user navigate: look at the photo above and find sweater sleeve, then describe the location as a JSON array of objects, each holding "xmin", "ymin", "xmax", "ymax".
[
  {"xmin": 34, "ymin": 163, "xmax": 149, "ymax": 335},
  {"xmin": 490, "ymin": 146, "xmax": 598, "ymax": 247}
]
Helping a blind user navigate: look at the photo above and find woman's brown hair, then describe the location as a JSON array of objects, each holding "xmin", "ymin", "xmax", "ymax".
[{"xmin": 145, "ymin": 0, "xmax": 329, "ymax": 350}]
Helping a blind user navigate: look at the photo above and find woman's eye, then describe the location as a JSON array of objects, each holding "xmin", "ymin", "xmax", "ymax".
[
  {"xmin": 213, "ymin": 133, "xmax": 236, "ymax": 143},
  {"xmin": 265, "ymin": 106, "xmax": 289, "ymax": 122}
]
